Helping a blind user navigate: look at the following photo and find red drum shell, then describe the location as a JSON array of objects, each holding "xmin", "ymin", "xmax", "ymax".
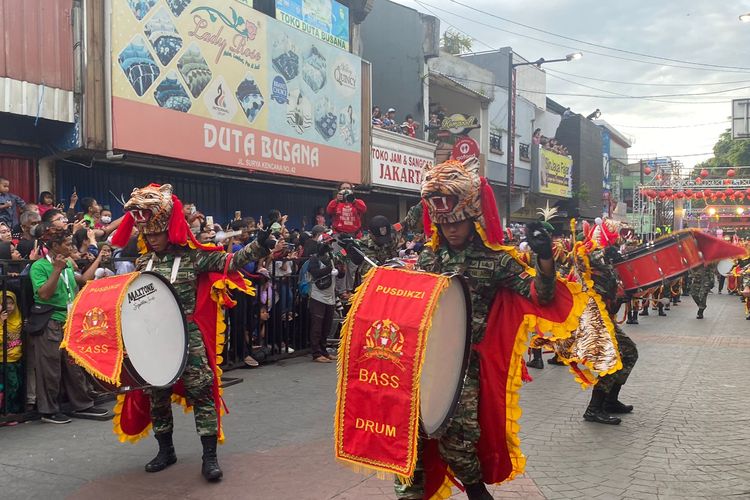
[{"xmin": 615, "ymin": 233, "xmax": 703, "ymax": 292}]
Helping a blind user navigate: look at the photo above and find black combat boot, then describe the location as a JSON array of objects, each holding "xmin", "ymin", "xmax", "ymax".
[
  {"xmin": 145, "ymin": 432, "xmax": 177, "ymax": 473},
  {"xmin": 604, "ymin": 383, "xmax": 634, "ymax": 414},
  {"xmin": 464, "ymin": 482, "xmax": 493, "ymax": 500},
  {"xmin": 547, "ymin": 354, "xmax": 565, "ymax": 366},
  {"xmin": 526, "ymin": 349, "xmax": 544, "ymax": 369},
  {"xmin": 583, "ymin": 388, "xmax": 621, "ymax": 425},
  {"xmin": 639, "ymin": 306, "xmax": 649, "ymax": 316},
  {"xmin": 658, "ymin": 304, "xmax": 667, "ymax": 316},
  {"xmin": 200, "ymin": 435, "xmax": 223, "ymax": 481},
  {"xmin": 696, "ymin": 308, "xmax": 705, "ymax": 319}
]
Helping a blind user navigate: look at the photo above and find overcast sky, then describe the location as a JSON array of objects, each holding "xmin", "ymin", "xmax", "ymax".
[{"xmin": 391, "ymin": 0, "xmax": 750, "ymax": 168}]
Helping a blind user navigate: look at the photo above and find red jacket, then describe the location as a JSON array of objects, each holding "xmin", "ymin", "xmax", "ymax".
[{"xmin": 326, "ymin": 198, "xmax": 367, "ymax": 235}]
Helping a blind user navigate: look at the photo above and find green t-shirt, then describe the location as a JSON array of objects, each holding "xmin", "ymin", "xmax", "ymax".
[
  {"xmin": 30, "ymin": 257, "xmax": 78, "ymax": 322},
  {"xmin": 83, "ymin": 214, "xmax": 95, "ymax": 229}
]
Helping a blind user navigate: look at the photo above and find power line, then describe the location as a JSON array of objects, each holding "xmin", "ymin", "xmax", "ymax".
[
  {"xmin": 411, "ymin": 0, "xmax": 495, "ymax": 51},
  {"xmin": 446, "ymin": 0, "xmax": 750, "ymax": 72},
  {"xmin": 439, "ymin": 73, "xmax": 750, "ymax": 101},
  {"xmin": 610, "ymin": 121, "xmax": 730, "ymax": 129},
  {"xmin": 416, "ymin": 0, "xmax": 750, "ymax": 74},
  {"xmin": 545, "ymin": 68, "xmax": 750, "ymax": 88}
]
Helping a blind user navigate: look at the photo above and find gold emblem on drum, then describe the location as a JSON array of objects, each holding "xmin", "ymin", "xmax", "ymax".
[
  {"xmin": 362, "ymin": 319, "xmax": 405, "ymax": 371},
  {"xmin": 80, "ymin": 307, "xmax": 109, "ymax": 340}
]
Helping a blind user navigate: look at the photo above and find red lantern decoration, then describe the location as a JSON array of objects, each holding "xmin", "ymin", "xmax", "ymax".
[
  {"xmin": 704, "ymin": 189, "xmax": 713, "ymax": 197},
  {"xmin": 720, "ymin": 193, "xmax": 727, "ymax": 201},
  {"xmin": 665, "ymin": 188, "xmax": 674, "ymax": 196},
  {"xmin": 675, "ymin": 192, "xmax": 684, "ymax": 199},
  {"xmin": 724, "ymin": 178, "xmax": 732, "ymax": 185},
  {"xmin": 656, "ymin": 174, "xmax": 663, "ymax": 181},
  {"xmin": 658, "ymin": 191, "xmax": 667, "ymax": 199},
  {"xmin": 695, "ymin": 192, "xmax": 704, "ymax": 199},
  {"xmin": 726, "ymin": 188, "xmax": 735, "ymax": 196},
  {"xmin": 700, "ymin": 169, "xmax": 709, "ymax": 178},
  {"xmin": 685, "ymin": 189, "xmax": 693, "ymax": 197},
  {"xmin": 695, "ymin": 177, "xmax": 703, "ymax": 184},
  {"xmin": 643, "ymin": 166, "xmax": 652, "ymax": 175},
  {"xmin": 738, "ymin": 192, "xmax": 745, "ymax": 200},
  {"xmin": 728, "ymin": 168, "xmax": 736, "ymax": 178}
]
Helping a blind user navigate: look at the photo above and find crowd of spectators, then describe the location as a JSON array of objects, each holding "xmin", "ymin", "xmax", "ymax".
[
  {"xmin": 371, "ymin": 105, "xmax": 422, "ymax": 138},
  {"xmin": 0, "ymin": 176, "xmax": 432, "ymax": 423},
  {"xmin": 532, "ymin": 128, "xmax": 570, "ymax": 157}
]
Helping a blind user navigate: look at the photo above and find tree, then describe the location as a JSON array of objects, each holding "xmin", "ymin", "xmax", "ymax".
[
  {"xmin": 693, "ymin": 129, "xmax": 750, "ymax": 178},
  {"xmin": 440, "ymin": 29, "xmax": 473, "ymax": 55}
]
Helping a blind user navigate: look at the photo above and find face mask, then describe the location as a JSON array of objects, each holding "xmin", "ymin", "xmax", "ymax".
[{"xmin": 100, "ymin": 216, "xmax": 112, "ymax": 224}]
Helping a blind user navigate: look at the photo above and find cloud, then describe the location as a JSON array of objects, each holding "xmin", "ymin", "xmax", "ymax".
[{"xmin": 392, "ymin": 0, "xmax": 749, "ymax": 166}]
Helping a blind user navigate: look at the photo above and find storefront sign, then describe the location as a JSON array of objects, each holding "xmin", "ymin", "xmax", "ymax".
[
  {"xmin": 451, "ymin": 136, "xmax": 480, "ymax": 162},
  {"xmin": 440, "ymin": 113, "xmax": 480, "ymax": 135},
  {"xmin": 539, "ymin": 148, "xmax": 572, "ymax": 198},
  {"xmin": 276, "ymin": 0, "xmax": 350, "ymax": 51},
  {"xmin": 371, "ymin": 129, "xmax": 435, "ymax": 192},
  {"xmin": 111, "ymin": 0, "xmax": 361, "ymax": 183}
]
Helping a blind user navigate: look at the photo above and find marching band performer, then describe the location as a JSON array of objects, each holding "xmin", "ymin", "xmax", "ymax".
[
  {"xmin": 689, "ymin": 263, "xmax": 716, "ymax": 319},
  {"xmin": 110, "ymin": 184, "xmax": 279, "ymax": 481},
  {"xmin": 394, "ymin": 158, "xmax": 557, "ymax": 500}
]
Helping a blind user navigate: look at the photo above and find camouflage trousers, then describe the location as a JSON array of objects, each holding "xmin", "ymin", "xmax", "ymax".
[
  {"xmin": 395, "ymin": 356, "xmax": 482, "ymax": 498},
  {"xmin": 149, "ymin": 325, "xmax": 217, "ymax": 437},
  {"xmin": 596, "ymin": 325, "xmax": 638, "ymax": 393},
  {"xmin": 690, "ymin": 272, "xmax": 714, "ymax": 309}
]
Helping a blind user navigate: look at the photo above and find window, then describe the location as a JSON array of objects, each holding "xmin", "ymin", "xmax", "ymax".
[
  {"xmin": 519, "ymin": 143, "xmax": 531, "ymax": 162},
  {"xmin": 490, "ymin": 132, "xmax": 503, "ymax": 154}
]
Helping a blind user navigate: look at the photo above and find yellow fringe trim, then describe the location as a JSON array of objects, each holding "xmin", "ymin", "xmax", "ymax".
[
  {"xmin": 334, "ymin": 267, "xmax": 449, "ymax": 484},
  {"xmin": 112, "ymin": 393, "xmax": 153, "ymax": 444}
]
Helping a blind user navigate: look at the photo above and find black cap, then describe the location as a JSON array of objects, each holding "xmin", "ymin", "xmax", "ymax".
[{"xmin": 369, "ymin": 216, "xmax": 392, "ymax": 246}]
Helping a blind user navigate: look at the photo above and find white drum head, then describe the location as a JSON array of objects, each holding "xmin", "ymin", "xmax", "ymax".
[
  {"xmin": 717, "ymin": 259, "xmax": 734, "ymax": 276},
  {"xmin": 419, "ymin": 277, "xmax": 470, "ymax": 437},
  {"xmin": 120, "ymin": 273, "xmax": 188, "ymax": 387}
]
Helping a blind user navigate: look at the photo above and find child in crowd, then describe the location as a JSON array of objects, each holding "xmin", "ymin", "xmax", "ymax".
[
  {"xmin": 0, "ymin": 292, "xmax": 24, "ymax": 417},
  {"xmin": 0, "ymin": 177, "xmax": 26, "ymax": 228},
  {"xmin": 38, "ymin": 191, "xmax": 56, "ymax": 217}
]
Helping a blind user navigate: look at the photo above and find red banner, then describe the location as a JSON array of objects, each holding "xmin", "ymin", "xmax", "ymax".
[
  {"xmin": 62, "ymin": 273, "xmax": 138, "ymax": 385},
  {"xmin": 335, "ymin": 268, "xmax": 450, "ymax": 480}
]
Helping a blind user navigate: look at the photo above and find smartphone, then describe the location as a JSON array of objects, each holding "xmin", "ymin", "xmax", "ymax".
[
  {"xmin": 234, "ymin": 210, "xmax": 241, "ymax": 220},
  {"xmin": 206, "ymin": 216, "xmax": 214, "ymax": 227}
]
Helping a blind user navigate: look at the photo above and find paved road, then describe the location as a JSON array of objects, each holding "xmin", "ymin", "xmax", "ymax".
[{"xmin": 2, "ymin": 292, "xmax": 749, "ymax": 499}]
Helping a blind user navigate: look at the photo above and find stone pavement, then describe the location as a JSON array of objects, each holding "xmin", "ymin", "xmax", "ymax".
[{"xmin": 1, "ymin": 293, "xmax": 749, "ymax": 499}]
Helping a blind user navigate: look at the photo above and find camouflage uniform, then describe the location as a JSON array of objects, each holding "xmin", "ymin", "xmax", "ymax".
[
  {"xmin": 395, "ymin": 237, "xmax": 555, "ymax": 498},
  {"xmin": 689, "ymin": 264, "xmax": 716, "ymax": 309},
  {"xmin": 399, "ymin": 203, "xmax": 423, "ymax": 234},
  {"xmin": 588, "ymin": 249, "xmax": 638, "ymax": 394},
  {"xmin": 356, "ymin": 234, "xmax": 401, "ymax": 276},
  {"xmin": 137, "ymin": 242, "xmax": 266, "ymax": 436}
]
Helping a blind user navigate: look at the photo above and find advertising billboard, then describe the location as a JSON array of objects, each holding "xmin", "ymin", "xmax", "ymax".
[
  {"xmin": 371, "ymin": 129, "xmax": 434, "ymax": 192},
  {"xmin": 538, "ymin": 148, "xmax": 572, "ymax": 198},
  {"xmin": 111, "ymin": 0, "xmax": 361, "ymax": 183},
  {"xmin": 275, "ymin": 0, "xmax": 350, "ymax": 51}
]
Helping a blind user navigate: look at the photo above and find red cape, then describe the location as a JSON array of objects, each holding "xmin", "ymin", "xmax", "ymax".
[
  {"xmin": 422, "ymin": 280, "xmax": 581, "ymax": 498},
  {"xmin": 113, "ymin": 264, "xmax": 251, "ymax": 444}
]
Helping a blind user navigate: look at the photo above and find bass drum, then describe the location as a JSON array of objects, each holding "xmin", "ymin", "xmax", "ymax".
[
  {"xmin": 717, "ymin": 259, "xmax": 734, "ymax": 277},
  {"xmin": 419, "ymin": 274, "xmax": 472, "ymax": 438}
]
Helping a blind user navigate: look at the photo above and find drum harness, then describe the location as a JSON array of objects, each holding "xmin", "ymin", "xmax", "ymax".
[{"xmin": 145, "ymin": 255, "xmax": 182, "ymax": 284}]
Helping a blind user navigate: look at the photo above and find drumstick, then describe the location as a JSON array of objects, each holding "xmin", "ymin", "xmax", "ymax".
[{"xmin": 336, "ymin": 238, "xmax": 379, "ymax": 269}]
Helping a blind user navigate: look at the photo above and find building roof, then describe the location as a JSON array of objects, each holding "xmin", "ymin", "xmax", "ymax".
[
  {"xmin": 594, "ymin": 119, "xmax": 632, "ymax": 148},
  {"xmin": 428, "ymin": 70, "xmax": 492, "ymax": 102}
]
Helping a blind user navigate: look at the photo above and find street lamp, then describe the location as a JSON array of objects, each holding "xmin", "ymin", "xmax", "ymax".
[
  {"xmin": 740, "ymin": 13, "xmax": 750, "ymax": 22},
  {"xmin": 505, "ymin": 51, "xmax": 581, "ymax": 225}
]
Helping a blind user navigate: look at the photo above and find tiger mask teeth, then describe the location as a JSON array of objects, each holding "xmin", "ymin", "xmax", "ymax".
[{"xmin": 428, "ymin": 195, "xmax": 458, "ymax": 214}]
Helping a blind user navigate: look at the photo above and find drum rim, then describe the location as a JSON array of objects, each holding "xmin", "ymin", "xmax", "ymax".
[
  {"xmin": 421, "ymin": 273, "xmax": 473, "ymax": 439},
  {"xmin": 129, "ymin": 271, "xmax": 190, "ymax": 389}
]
